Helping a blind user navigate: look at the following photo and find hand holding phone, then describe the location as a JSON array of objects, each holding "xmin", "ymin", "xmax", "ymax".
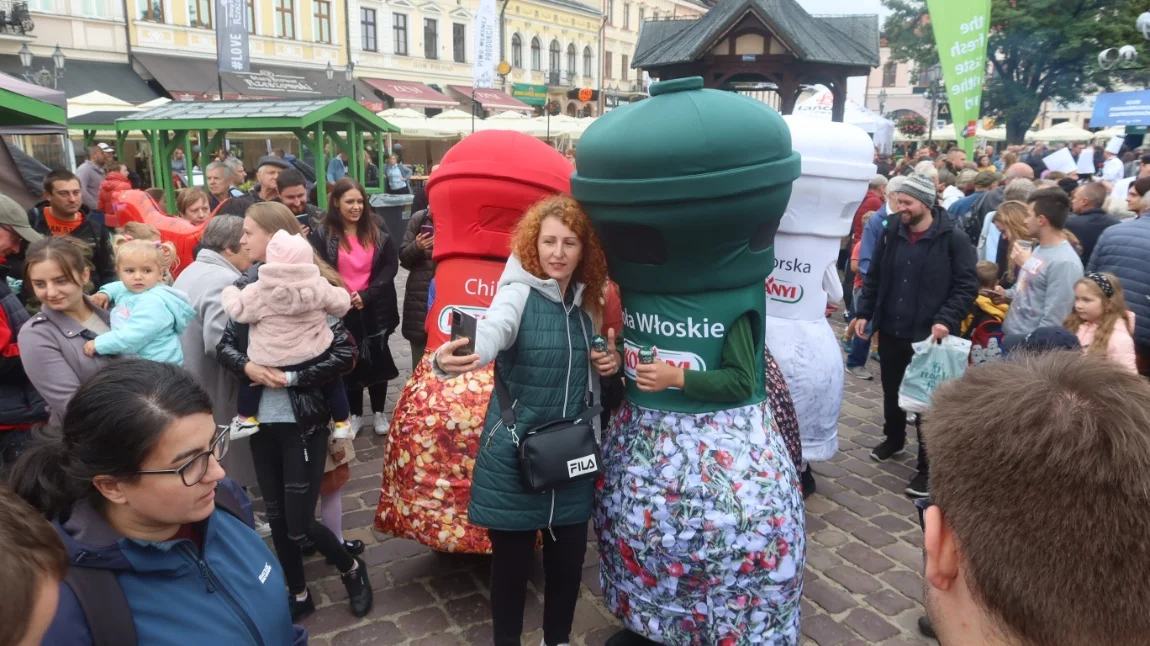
[{"xmin": 450, "ymin": 309, "xmax": 478, "ymax": 357}]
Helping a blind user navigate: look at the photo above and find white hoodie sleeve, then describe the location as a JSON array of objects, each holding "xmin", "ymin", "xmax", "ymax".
[{"xmin": 430, "ymin": 283, "xmax": 530, "ymax": 379}]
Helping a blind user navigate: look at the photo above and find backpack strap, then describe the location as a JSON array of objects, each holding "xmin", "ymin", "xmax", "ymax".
[{"xmin": 65, "ymin": 567, "xmax": 137, "ymax": 646}]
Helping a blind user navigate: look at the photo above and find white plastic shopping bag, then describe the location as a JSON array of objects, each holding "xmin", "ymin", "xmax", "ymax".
[{"xmin": 897, "ymin": 335, "xmax": 972, "ymax": 413}]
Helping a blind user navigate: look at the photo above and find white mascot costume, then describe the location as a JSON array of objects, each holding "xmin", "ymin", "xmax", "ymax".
[{"xmin": 765, "ymin": 117, "xmax": 876, "ymax": 468}]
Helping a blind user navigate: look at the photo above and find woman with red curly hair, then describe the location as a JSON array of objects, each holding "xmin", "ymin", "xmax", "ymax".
[{"xmin": 434, "ymin": 195, "xmax": 619, "ymax": 646}]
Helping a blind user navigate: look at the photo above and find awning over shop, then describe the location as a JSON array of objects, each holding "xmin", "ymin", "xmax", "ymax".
[
  {"xmin": 361, "ymin": 78, "xmax": 456, "ymax": 109},
  {"xmin": 448, "ymin": 85, "xmax": 533, "ymax": 114},
  {"xmin": 0, "ymin": 72, "xmax": 66, "ymax": 129},
  {"xmin": 512, "ymin": 83, "xmax": 548, "ymax": 107},
  {"xmin": 133, "ymin": 53, "xmax": 384, "ymax": 111},
  {"xmin": 0, "ymin": 56, "xmax": 161, "ymax": 104},
  {"xmin": 1091, "ymin": 90, "xmax": 1150, "ymax": 128}
]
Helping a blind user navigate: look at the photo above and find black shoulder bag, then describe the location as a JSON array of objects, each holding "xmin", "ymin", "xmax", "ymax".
[{"xmin": 491, "ymin": 314, "xmax": 603, "ymax": 493}]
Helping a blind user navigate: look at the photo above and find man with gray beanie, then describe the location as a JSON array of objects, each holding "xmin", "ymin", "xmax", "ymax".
[{"xmin": 853, "ymin": 173, "xmax": 979, "ymax": 498}]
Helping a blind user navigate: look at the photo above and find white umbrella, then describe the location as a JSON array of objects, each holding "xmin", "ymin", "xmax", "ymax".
[
  {"xmin": 475, "ymin": 111, "xmax": 550, "ymax": 137},
  {"xmin": 977, "ymin": 126, "xmax": 1007, "ymax": 142},
  {"xmin": 379, "ymin": 107, "xmax": 463, "ymax": 139},
  {"xmin": 136, "ymin": 97, "xmax": 171, "ymax": 110},
  {"xmin": 1092, "ymin": 126, "xmax": 1126, "ymax": 142},
  {"xmin": 67, "ymin": 91, "xmax": 137, "ymax": 118},
  {"xmin": 1025, "ymin": 122, "xmax": 1094, "ymax": 143}
]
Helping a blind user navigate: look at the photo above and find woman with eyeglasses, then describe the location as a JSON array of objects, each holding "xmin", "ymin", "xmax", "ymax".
[{"xmin": 9, "ymin": 359, "xmax": 305, "ymax": 645}]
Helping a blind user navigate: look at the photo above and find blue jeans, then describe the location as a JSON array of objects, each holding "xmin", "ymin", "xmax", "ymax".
[{"xmin": 846, "ymin": 287, "xmax": 871, "ymax": 368}]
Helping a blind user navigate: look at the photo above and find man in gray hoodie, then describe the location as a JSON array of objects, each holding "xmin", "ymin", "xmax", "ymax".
[
  {"xmin": 1000, "ymin": 187, "xmax": 1083, "ymax": 339},
  {"xmin": 75, "ymin": 143, "xmax": 111, "ymax": 211}
]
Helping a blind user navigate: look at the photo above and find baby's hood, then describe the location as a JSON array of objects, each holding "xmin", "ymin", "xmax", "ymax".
[{"xmin": 265, "ymin": 230, "xmax": 313, "ymax": 265}]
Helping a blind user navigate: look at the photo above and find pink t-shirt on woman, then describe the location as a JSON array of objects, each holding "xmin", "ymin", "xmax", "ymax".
[{"xmin": 337, "ymin": 235, "xmax": 374, "ymax": 293}]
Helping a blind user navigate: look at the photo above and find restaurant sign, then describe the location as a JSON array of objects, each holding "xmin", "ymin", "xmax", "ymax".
[{"xmin": 512, "ymin": 83, "xmax": 548, "ymax": 106}]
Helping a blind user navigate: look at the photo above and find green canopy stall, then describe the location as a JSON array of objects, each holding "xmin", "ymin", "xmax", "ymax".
[
  {"xmin": 114, "ymin": 97, "xmax": 399, "ymax": 213},
  {"xmin": 0, "ymin": 71, "xmax": 67, "ymax": 128}
]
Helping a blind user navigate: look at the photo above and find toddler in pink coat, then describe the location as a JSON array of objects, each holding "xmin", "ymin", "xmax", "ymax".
[
  {"xmin": 1064, "ymin": 272, "xmax": 1138, "ymax": 374},
  {"xmin": 222, "ymin": 230, "xmax": 353, "ymax": 439}
]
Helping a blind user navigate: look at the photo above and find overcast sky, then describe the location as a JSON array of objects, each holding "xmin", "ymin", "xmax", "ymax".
[{"xmin": 795, "ymin": 0, "xmax": 893, "ymax": 102}]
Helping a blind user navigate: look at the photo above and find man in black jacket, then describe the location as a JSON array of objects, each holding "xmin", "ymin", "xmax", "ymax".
[
  {"xmin": 27, "ymin": 170, "xmax": 115, "ymax": 288},
  {"xmin": 853, "ymin": 173, "xmax": 979, "ymax": 498},
  {"xmin": 1066, "ymin": 182, "xmax": 1119, "ymax": 263}
]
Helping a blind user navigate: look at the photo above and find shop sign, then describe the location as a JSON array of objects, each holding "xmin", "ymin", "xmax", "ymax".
[
  {"xmin": 512, "ymin": 83, "xmax": 548, "ymax": 106},
  {"xmin": 234, "ymin": 70, "xmax": 320, "ymax": 95}
]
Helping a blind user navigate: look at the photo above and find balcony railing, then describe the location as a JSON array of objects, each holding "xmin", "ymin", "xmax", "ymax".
[{"xmin": 0, "ymin": 1, "xmax": 34, "ymax": 36}]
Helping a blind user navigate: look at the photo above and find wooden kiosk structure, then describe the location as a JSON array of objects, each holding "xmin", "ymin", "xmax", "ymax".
[
  {"xmin": 632, "ymin": 0, "xmax": 880, "ymax": 121},
  {"xmin": 114, "ymin": 97, "xmax": 399, "ymax": 213}
]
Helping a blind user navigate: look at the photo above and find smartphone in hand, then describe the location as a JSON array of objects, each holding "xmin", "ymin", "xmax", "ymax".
[
  {"xmin": 450, "ymin": 309, "xmax": 478, "ymax": 356},
  {"xmin": 420, "ymin": 224, "xmax": 434, "ymax": 237}
]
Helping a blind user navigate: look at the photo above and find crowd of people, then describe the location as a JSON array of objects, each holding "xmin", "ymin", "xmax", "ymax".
[{"xmin": 1, "ymin": 130, "xmax": 1150, "ymax": 646}]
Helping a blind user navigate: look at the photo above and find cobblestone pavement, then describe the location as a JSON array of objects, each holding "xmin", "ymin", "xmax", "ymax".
[{"xmin": 291, "ymin": 270, "xmax": 934, "ymax": 645}]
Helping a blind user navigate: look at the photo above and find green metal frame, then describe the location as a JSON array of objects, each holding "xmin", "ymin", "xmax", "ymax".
[
  {"xmin": 0, "ymin": 86, "xmax": 67, "ymax": 128},
  {"xmin": 114, "ymin": 97, "xmax": 397, "ymax": 213}
]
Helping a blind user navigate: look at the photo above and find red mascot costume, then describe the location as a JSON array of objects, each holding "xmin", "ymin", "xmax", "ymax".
[
  {"xmin": 107, "ymin": 189, "xmax": 207, "ymax": 278},
  {"xmin": 374, "ymin": 131, "xmax": 572, "ymax": 553}
]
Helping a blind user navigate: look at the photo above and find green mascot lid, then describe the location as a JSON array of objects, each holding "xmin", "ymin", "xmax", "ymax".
[{"xmin": 570, "ymin": 76, "xmax": 800, "ymax": 294}]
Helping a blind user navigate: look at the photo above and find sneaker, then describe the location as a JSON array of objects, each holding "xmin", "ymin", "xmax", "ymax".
[
  {"xmin": 845, "ymin": 365, "xmax": 874, "ymax": 380},
  {"xmin": 800, "ymin": 464, "xmax": 816, "ymax": 499},
  {"xmin": 918, "ymin": 615, "xmax": 937, "ymax": 639},
  {"xmin": 349, "ymin": 415, "xmax": 363, "ymax": 440},
  {"xmin": 324, "ymin": 539, "xmax": 365, "ymax": 564},
  {"xmin": 841, "ymin": 335, "xmax": 852, "ymax": 353},
  {"xmin": 870, "ymin": 438, "xmax": 906, "ymax": 462},
  {"xmin": 228, "ymin": 416, "xmax": 259, "ymax": 440},
  {"xmin": 907, "ymin": 412, "xmax": 918, "ymax": 424},
  {"xmin": 341, "ymin": 556, "xmax": 373, "ymax": 617},
  {"xmin": 254, "ymin": 517, "xmax": 272, "ymax": 538},
  {"xmin": 870, "ymin": 351, "xmax": 881, "ymax": 362},
  {"xmin": 289, "ymin": 590, "xmax": 315, "ymax": 622},
  {"xmin": 373, "ymin": 414, "xmax": 390, "ymax": 436},
  {"xmin": 905, "ymin": 471, "xmax": 930, "ymax": 498},
  {"xmin": 332, "ymin": 420, "xmax": 351, "ymax": 440}
]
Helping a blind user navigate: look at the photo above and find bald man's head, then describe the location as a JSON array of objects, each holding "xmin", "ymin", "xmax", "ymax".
[{"xmin": 1006, "ymin": 163, "xmax": 1035, "ymax": 181}]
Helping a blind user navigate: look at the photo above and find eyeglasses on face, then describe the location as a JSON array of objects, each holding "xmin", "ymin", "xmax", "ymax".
[{"xmin": 134, "ymin": 427, "xmax": 229, "ymax": 487}]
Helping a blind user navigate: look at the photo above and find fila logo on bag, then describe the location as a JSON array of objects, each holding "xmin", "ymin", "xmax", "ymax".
[{"xmin": 567, "ymin": 454, "xmax": 597, "ymax": 478}]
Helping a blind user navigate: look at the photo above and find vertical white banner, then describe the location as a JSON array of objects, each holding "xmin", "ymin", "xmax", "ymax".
[{"xmin": 473, "ymin": 0, "xmax": 496, "ymax": 88}]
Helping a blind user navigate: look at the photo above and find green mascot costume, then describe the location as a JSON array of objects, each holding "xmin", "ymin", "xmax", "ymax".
[{"xmin": 572, "ymin": 77, "xmax": 806, "ymax": 645}]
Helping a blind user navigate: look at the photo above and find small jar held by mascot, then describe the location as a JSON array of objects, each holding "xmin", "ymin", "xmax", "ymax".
[
  {"xmin": 571, "ymin": 77, "xmax": 807, "ymax": 645},
  {"xmin": 374, "ymin": 131, "xmax": 572, "ymax": 553}
]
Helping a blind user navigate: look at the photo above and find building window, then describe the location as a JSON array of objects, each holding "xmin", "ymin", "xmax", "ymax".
[
  {"xmin": 275, "ymin": 0, "xmax": 294, "ymax": 38},
  {"xmin": 621, "ymin": 54, "xmax": 628, "ymax": 80},
  {"xmin": 424, "ymin": 18, "xmax": 438, "ymax": 59},
  {"xmin": 453, "ymin": 23, "xmax": 466, "ymax": 63},
  {"xmin": 638, "ymin": 6, "xmax": 644, "ymax": 23},
  {"xmin": 605, "ymin": 0, "xmax": 613, "ymax": 24},
  {"xmin": 530, "ymin": 36, "xmax": 541, "ymax": 71},
  {"xmin": 604, "ymin": 50, "xmax": 612, "ymax": 78},
  {"xmin": 511, "ymin": 33, "xmax": 522, "ymax": 68},
  {"xmin": 81, "ymin": 0, "xmax": 112, "ymax": 17},
  {"xmin": 137, "ymin": 0, "xmax": 164, "ymax": 22},
  {"xmin": 549, "ymin": 39, "xmax": 560, "ymax": 73},
  {"xmin": 622, "ymin": 1, "xmax": 630, "ymax": 28},
  {"xmin": 189, "ymin": 0, "xmax": 211, "ymax": 27},
  {"xmin": 313, "ymin": 0, "xmax": 331, "ymax": 43},
  {"xmin": 245, "ymin": 0, "xmax": 255, "ymax": 33},
  {"xmin": 28, "ymin": 0, "xmax": 55, "ymax": 11},
  {"xmin": 360, "ymin": 8, "xmax": 377, "ymax": 51},
  {"xmin": 566, "ymin": 44, "xmax": 576, "ymax": 77},
  {"xmin": 882, "ymin": 62, "xmax": 897, "ymax": 87},
  {"xmin": 583, "ymin": 46, "xmax": 592, "ymax": 77},
  {"xmin": 394, "ymin": 13, "xmax": 408, "ymax": 55}
]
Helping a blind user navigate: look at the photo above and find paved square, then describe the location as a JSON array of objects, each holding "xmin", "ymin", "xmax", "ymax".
[{"xmin": 295, "ymin": 271, "xmax": 934, "ymax": 645}]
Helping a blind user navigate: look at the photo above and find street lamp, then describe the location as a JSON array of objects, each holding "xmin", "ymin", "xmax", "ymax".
[
  {"xmin": 18, "ymin": 43, "xmax": 66, "ymax": 88},
  {"xmin": 325, "ymin": 61, "xmax": 334, "ymax": 83},
  {"xmin": 926, "ymin": 64, "xmax": 943, "ymax": 145},
  {"xmin": 345, "ymin": 61, "xmax": 355, "ymax": 101}
]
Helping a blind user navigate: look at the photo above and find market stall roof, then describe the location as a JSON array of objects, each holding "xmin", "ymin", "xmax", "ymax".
[
  {"xmin": 71, "ymin": 110, "xmax": 141, "ymax": 129},
  {"xmin": 362, "ymin": 78, "xmax": 457, "ymax": 109},
  {"xmin": 448, "ymin": 86, "xmax": 534, "ymax": 114},
  {"xmin": 0, "ymin": 71, "xmax": 66, "ymax": 128},
  {"xmin": 0, "ymin": 55, "xmax": 162, "ymax": 104},
  {"xmin": 115, "ymin": 97, "xmax": 399, "ymax": 133},
  {"xmin": 68, "ymin": 91, "xmax": 138, "ymax": 118}
]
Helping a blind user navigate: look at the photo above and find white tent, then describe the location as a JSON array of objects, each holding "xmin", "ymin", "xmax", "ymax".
[
  {"xmin": 794, "ymin": 89, "xmax": 895, "ymax": 153},
  {"xmin": 475, "ymin": 110, "xmax": 550, "ymax": 137},
  {"xmin": 977, "ymin": 126, "xmax": 1007, "ymax": 142},
  {"xmin": 378, "ymin": 107, "xmax": 465, "ymax": 139},
  {"xmin": 67, "ymin": 91, "xmax": 138, "ymax": 118},
  {"xmin": 1092, "ymin": 126, "xmax": 1126, "ymax": 143},
  {"xmin": 136, "ymin": 97, "xmax": 171, "ymax": 110},
  {"xmin": 1025, "ymin": 122, "xmax": 1094, "ymax": 143}
]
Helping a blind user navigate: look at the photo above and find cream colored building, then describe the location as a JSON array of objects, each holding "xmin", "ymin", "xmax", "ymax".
[
  {"xmin": 601, "ymin": 0, "xmax": 706, "ymax": 110},
  {"xmin": 501, "ymin": 0, "xmax": 602, "ymax": 115},
  {"xmin": 1, "ymin": 0, "xmax": 127, "ymax": 64},
  {"xmin": 863, "ymin": 44, "xmax": 932, "ymax": 123}
]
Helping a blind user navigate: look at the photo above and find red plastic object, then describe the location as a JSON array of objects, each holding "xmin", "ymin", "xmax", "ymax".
[
  {"xmin": 109, "ymin": 190, "xmax": 207, "ymax": 278},
  {"xmin": 424, "ymin": 258, "xmax": 506, "ymax": 347},
  {"xmin": 427, "ymin": 130, "xmax": 572, "ymax": 263}
]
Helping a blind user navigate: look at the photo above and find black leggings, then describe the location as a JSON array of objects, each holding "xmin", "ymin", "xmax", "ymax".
[
  {"xmin": 250, "ymin": 423, "xmax": 354, "ymax": 593},
  {"xmin": 347, "ymin": 379, "xmax": 389, "ymax": 416},
  {"xmin": 489, "ymin": 522, "xmax": 588, "ymax": 646}
]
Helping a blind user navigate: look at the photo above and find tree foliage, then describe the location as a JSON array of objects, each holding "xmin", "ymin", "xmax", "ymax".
[{"xmin": 882, "ymin": 0, "xmax": 1147, "ymax": 144}]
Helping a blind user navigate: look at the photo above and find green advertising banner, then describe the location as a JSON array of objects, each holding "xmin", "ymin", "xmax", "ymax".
[
  {"xmin": 926, "ymin": 0, "xmax": 991, "ymax": 157},
  {"xmin": 511, "ymin": 83, "xmax": 548, "ymax": 106}
]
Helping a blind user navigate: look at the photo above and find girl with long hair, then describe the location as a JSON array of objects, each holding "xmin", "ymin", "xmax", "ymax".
[
  {"xmin": 992, "ymin": 201, "xmax": 1032, "ymax": 286},
  {"xmin": 1065, "ymin": 272, "xmax": 1137, "ymax": 373},
  {"xmin": 434, "ymin": 195, "xmax": 615, "ymax": 646},
  {"xmin": 309, "ymin": 178, "xmax": 400, "ymax": 437}
]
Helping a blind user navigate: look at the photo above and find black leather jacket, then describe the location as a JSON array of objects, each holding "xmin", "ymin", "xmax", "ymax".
[
  {"xmin": 215, "ymin": 265, "xmax": 356, "ymax": 432},
  {"xmin": 309, "ymin": 216, "xmax": 400, "ymax": 337}
]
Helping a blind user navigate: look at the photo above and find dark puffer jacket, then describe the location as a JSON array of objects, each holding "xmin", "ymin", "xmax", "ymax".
[
  {"xmin": 216, "ymin": 264, "xmax": 356, "ymax": 432},
  {"xmin": 399, "ymin": 209, "xmax": 436, "ymax": 344},
  {"xmin": 28, "ymin": 202, "xmax": 116, "ymax": 288},
  {"xmin": 309, "ymin": 214, "xmax": 400, "ymax": 338},
  {"xmin": 0, "ymin": 281, "xmax": 46, "ymax": 429},
  {"xmin": 1088, "ymin": 217, "xmax": 1150, "ymax": 347}
]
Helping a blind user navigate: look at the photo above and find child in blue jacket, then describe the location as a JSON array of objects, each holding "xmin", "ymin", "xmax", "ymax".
[{"xmin": 85, "ymin": 238, "xmax": 195, "ymax": 364}]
